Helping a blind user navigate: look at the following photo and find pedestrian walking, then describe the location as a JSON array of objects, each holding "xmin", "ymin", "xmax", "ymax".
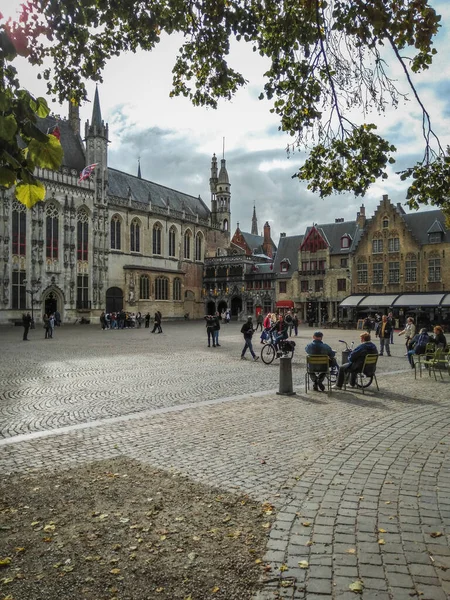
[
  {"xmin": 376, "ymin": 314, "xmax": 392, "ymax": 356},
  {"xmin": 205, "ymin": 315, "xmax": 216, "ymax": 347},
  {"xmin": 388, "ymin": 311, "xmax": 395, "ymax": 343},
  {"xmin": 292, "ymin": 313, "xmax": 299, "ymax": 336},
  {"xmin": 43, "ymin": 314, "xmax": 51, "ymax": 339},
  {"xmin": 284, "ymin": 310, "xmax": 293, "ymax": 336},
  {"xmin": 213, "ymin": 311, "xmax": 221, "ymax": 346},
  {"xmin": 100, "ymin": 311, "xmax": 107, "ymax": 330},
  {"xmin": 240, "ymin": 316, "xmax": 259, "ymax": 361},
  {"xmin": 398, "ymin": 317, "xmax": 416, "ymax": 355},
  {"xmin": 255, "ymin": 312, "xmax": 263, "ymax": 331},
  {"xmin": 145, "ymin": 312, "xmax": 150, "ymax": 328},
  {"xmin": 22, "ymin": 312, "xmax": 32, "ymax": 341}
]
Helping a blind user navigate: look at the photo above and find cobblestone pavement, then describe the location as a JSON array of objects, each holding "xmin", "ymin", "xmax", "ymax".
[{"xmin": 1, "ymin": 323, "xmax": 449, "ymax": 599}]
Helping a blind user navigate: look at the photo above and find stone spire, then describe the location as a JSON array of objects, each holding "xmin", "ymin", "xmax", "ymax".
[
  {"xmin": 91, "ymin": 85, "xmax": 102, "ymax": 128},
  {"xmin": 137, "ymin": 158, "xmax": 142, "ymax": 179},
  {"xmin": 251, "ymin": 204, "xmax": 258, "ymax": 236}
]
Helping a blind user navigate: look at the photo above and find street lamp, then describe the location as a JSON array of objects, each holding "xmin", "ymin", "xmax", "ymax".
[{"xmin": 23, "ymin": 279, "xmax": 41, "ymax": 329}]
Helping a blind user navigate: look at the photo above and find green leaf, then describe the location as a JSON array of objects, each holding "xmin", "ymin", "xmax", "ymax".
[
  {"xmin": 0, "ymin": 167, "xmax": 17, "ymax": 188},
  {"xmin": 35, "ymin": 97, "xmax": 50, "ymax": 118},
  {"xmin": 0, "ymin": 91, "xmax": 11, "ymax": 111},
  {"xmin": 0, "ymin": 115, "xmax": 18, "ymax": 141},
  {"xmin": 28, "ymin": 135, "xmax": 63, "ymax": 170},
  {"xmin": 1, "ymin": 150, "xmax": 21, "ymax": 169},
  {"xmin": 15, "ymin": 180, "xmax": 46, "ymax": 209}
]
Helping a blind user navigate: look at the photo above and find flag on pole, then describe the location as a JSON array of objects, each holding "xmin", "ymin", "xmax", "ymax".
[{"xmin": 79, "ymin": 163, "xmax": 98, "ymax": 182}]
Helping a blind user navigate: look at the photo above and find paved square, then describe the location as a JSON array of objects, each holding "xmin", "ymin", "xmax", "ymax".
[{"xmin": 1, "ymin": 322, "xmax": 449, "ymax": 599}]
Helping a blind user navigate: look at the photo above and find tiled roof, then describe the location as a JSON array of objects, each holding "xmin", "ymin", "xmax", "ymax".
[
  {"xmin": 273, "ymin": 234, "xmax": 304, "ymax": 276},
  {"xmin": 305, "ymin": 220, "xmax": 360, "ymax": 254},
  {"xmin": 36, "ymin": 116, "xmax": 85, "ymax": 173},
  {"xmin": 403, "ymin": 210, "xmax": 450, "ymax": 244},
  {"xmin": 107, "ymin": 168, "xmax": 211, "ymax": 220}
]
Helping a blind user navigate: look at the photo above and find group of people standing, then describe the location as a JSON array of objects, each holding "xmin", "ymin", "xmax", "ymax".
[{"xmin": 99, "ymin": 311, "xmax": 163, "ymax": 333}]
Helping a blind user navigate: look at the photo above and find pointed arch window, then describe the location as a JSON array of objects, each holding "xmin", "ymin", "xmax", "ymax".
[
  {"xmin": 169, "ymin": 227, "xmax": 176, "ymax": 257},
  {"xmin": 130, "ymin": 219, "xmax": 140, "ymax": 253},
  {"xmin": 77, "ymin": 208, "xmax": 89, "ymax": 261},
  {"xmin": 195, "ymin": 232, "xmax": 203, "ymax": 261},
  {"xmin": 140, "ymin": 275, "xmax": 150, "ymax": 300},
  {"xmin": 153, "ymin": 223, "xmax": 162, "ymax": 255},
  {"xmin": 173, "ymin": 277, "xmax": 182, "ymax": 301},
  {"xmin": 12, "ymin": 201, "xmax": 26, "ymax": 256},
  {"xmin": 110, "ymin": 215, "xmax": 121, "ymax": 250},
  {"xmin": 155, "ymin": 276, "xmax": 168, "ymax": 300},
  {"xmin": 184, "ymin": 230, "xmax": 191, "ymax": 259},
  {"xmin": 46, "ymin": 204, "xmax": 59, "ymax": 259}
]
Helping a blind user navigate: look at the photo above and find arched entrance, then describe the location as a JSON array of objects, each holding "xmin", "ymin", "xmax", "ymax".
[
  {"xmin": 41, "ymin": 286, "xmax": 64, "ymax": 320},
  {"xmin": 106, "ymin": 287, "xmax": 124, "ymax": 313},
  {"xmin": 45, "ymin": 292, "xmax": 57, "ymax": 316},
  {"xmin": 206, "ymin": 301, "xmax": 216, "ymax": 315},
  {"xmin": 231, "ymin": 296, "xmax": 242, "ymax": 317},
  {"xmin": 217, "ymin": 301, "xmax": 227, "ymax": 314}
]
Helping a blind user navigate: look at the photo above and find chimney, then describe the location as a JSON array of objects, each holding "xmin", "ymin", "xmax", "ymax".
[
  {"xmin": 263, "ymin": 221, "xmax": 273, "ymax": 258},
  {"xmin": 335, "ymin": 218, "xmax": 344, "ymax": 223},
  {"xmin": 357, "ymin": 204, "xmax": 366, "ymax": 229},
  {"xmin": 280, "ymin": 232, "xmax": 286, "ymax": 238},
  {"xmin": 68, "ymin": 101, "xmax": 80, "ymax": 136}
]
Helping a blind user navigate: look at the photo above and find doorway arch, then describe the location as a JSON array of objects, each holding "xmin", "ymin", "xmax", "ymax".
[
  {"xmin": 217, "ymin": 300, "xmax": 227, "ymax": 314},
  {"xmin": 106, "ymin": 287, "xmax": 124, "ymax": 313},
  {"xmin": 206, "ymin": 301, "xmax": 216, "ymax": 315},
  {"xmin": 231, "ymin": 296, "xmax": 242, "ymax": 317},
  {"xmin": 41, "ymin": 286, "xmax": 64, "ymax": 319}
]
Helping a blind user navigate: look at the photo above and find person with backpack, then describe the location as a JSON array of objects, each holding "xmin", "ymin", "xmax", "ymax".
[
  {"xmin": 240, "ymin": 316, "xmax": 259, "ymax": 361},
  {"xmin": 284, "ymin": 310, "xmax": 293, "ymax": 336}
]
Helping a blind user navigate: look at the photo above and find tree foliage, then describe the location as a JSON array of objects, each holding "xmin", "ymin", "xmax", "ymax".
[
  {"xmin": 1, "ymin": 0, "xmax": 448, "ymax": 209},
  {"xmin": 0, "ymin": 25, "xmax": 63, "ymax": 207}
]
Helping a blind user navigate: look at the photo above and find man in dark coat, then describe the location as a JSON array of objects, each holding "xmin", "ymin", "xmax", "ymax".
[
  {"xmin": 240, "ymin": 316, "xmax": 259, "ymax": 361},
  {"xmin": 333, "ymin": 332, "xmax": 378, "ymax": 389},
  {"xmin": 22, "ymin": 312, "xmax": 32, "ymax": 341},
  {"xmin": 305, "ymin": 331, "xmax": 336, "ymax": 392}
]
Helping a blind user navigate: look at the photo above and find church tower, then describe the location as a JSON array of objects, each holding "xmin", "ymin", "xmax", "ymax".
[
  {"xmin": 215, "ymin": 157, "xmax": 231, "ymax": 232},
  {"xmin": 84, "ymin": 86, "xmax": 109, "ymax": 198},
  {"xmin": 210, "ymin": 153, "xmax": 218, "ymax": 219},
  {"xmin": 251, "ymin": 204, "xmax": 258, "ymax": 235}
]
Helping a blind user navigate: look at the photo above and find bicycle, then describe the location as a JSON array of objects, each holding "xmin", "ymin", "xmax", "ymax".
[
  {"xmin": 338, "ymin": 339, "xmax": 375, "ymax": 389},
  {"xmin": 261, "ymin": 330, "xmax": 296, "ymax": 365}
]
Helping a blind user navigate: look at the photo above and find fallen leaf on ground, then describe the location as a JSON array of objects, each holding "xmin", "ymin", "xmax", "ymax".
[
  {"xmin": 430, "ymin": 532, "xmax": 443, "ymax": 538},
  {"xmin": 0, "ymin": 558, "xmax": 12, "ymax": 567},
  {"xmin": 346, "ymin": 549, "xmax": 356, "ymax": 554},
  {"xmin": 302, "ymin": 521, "xmax": 311, "ymax": 527},
  {"xmin": 378, "ymin": 539, "xmax": 385, "ymax": 545},
  {"xmin": 378, "ymin": 528, "xmax": 387, "ymax": 533},
  {"xmin": 349, "ymin": 580, "xmax": 364, "ymax": 593},
  {"xmin": 298, "ymin": 560, "xmax": 309, "ymax": 569}
]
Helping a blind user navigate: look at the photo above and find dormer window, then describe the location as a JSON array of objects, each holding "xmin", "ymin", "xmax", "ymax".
[
  {"xmin": 280, "ymin": 258, "xmax": 291, "ymax": 272},
  {"xmin": 429, "ymin": 232, "xmax": 443, "ymax": 244},
  {"xmin": 340, "ymin": 235, "xmax": 351, "ymax": 249}
]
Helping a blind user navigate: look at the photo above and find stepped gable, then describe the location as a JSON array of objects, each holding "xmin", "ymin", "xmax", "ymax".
[
  {"xmin": 36, "ymin": 116, "xmax": 86, "ymax": 173},
  {"xmin": 273, "ymin": 234, "xmax": 304, "ymax": 275},
  {"xmin": 107, "ymin": 168, "xmax": 211, "ymax": 220}
]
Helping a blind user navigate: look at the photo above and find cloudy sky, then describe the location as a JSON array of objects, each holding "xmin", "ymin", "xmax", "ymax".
[{"xmin": 5, "ymin": 1, "xmax": 450, "ymax": 242}]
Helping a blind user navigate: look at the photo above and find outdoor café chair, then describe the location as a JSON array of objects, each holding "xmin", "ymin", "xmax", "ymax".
[{"xmin": 305, "ymin": 355, "xmax": 331, "ymax": 394}]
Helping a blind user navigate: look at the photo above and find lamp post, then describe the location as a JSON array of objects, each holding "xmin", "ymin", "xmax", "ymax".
[{"xmin": 23, "ymin": 279, "xmax": 41, "ymax": 329}]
